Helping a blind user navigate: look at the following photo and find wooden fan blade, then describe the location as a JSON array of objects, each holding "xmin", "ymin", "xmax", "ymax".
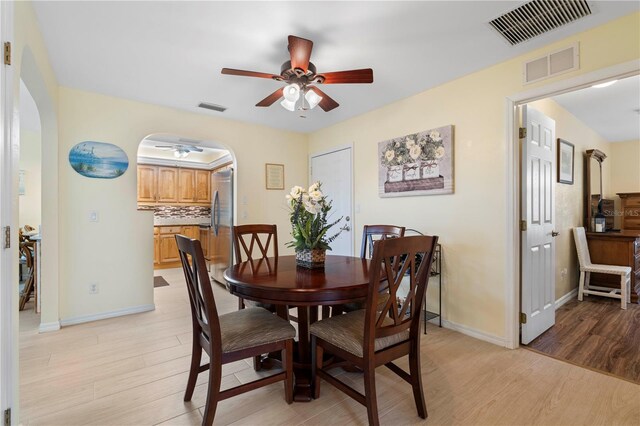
[
  {"xmin": 221, "ymin": 68, "xmax": 281, "ymax": 80},
  {"xmin": 307, "ymin": 86, "xmax": 339, "ymax": 112},
  {"xmin": 288, "ymin": 35, "xmax": 313, "ymax": 73},
  {"xmin": 317, "ymin": 68, "xmax": 373, "ymax": 84},
  {"xmin": 256, "ymin": 87, "xmax": 285, "ymax": 107}
]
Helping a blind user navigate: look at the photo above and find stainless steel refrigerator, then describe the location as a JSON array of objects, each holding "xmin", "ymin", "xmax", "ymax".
[{"xmin": 210, "ymin": 168, "xmax": 233, "ymax": 285}]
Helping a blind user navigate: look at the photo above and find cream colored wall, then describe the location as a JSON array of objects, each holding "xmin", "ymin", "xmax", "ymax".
[
  {"xmin": 12, "ymin": 0, "xmax": 61, "ymax": 419},
  {"xmin": 308, "ymin": 13, "xmax": 640, "ymax": 340},
  {"xmin": 528, "ymin": 98, "xmax": 611, "ymax": 300},
  {"xmin": 18, "ymin": 129, "xmax": 42, "ymax": 228},
  {"xmin": 58, "ymin": 87, "xmax": 308, "ymax": 321},
  {"xmin": 610, "ymin": 140, "xmax": 640, "ymax": 227}
]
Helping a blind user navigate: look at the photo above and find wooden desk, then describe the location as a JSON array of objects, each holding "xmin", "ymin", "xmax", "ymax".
[
  {"xmin": 224, "ymin": 255, "xmax": 371, "ymax": 401},
  {"xmin": 586, "ymin": 231, "xmax": 640, "ymax": 303}
]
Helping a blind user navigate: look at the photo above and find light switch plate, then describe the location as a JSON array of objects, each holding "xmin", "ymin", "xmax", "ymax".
[{"xmin": 89, "ymin": 211, "xmax": 99, "ymax": 222}]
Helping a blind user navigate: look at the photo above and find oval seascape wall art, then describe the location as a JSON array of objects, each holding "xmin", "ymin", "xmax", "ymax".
[{"xmin": 69, "ymin": 141, "xmax": 129, "ymax": 179}]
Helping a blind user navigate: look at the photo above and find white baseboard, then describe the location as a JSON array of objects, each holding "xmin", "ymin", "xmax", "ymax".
[
  {"xmin": 441, "ymin": 319, "xmax": 507, "ymax": 347},
  {"xmin": 555, "ymin": 288, "xmax": 578, "ymax": 309},
  {"xmin": 59, "ymin": 304, "xmax": 155, "ymax": 327},
  {"xmin": 38, "ymin": 321, "xmax": 61, "ymax": 333}
]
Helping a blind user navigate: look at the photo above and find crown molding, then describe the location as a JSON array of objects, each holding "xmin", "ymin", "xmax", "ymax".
[{"xmin": 137, "ymin": 154, "xmax": 233, "ymax": 170}]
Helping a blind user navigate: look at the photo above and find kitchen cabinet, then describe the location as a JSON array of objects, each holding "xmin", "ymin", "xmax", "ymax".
[
  {"xmin": 138, "ymin": 165, "xmax": 157, "ymax": 203},
  {"xmin": 153, "ymin": 231, "xmax": 160, "ymax": 266},
  {"xmin": 179, "ymin": 169, "xmax": 196, "ymax": 203},
  {"xmin": 157, "ymin": 167, "xmax": 179, "ymax": 203},
  {"xmin": 195, "ymin": 170, "xmax": 211, "ymax": 203},
  {"xmin": 154, "ymin": 225, "xmax": 203, "ymax": 268},
  {"xmin": 200, "ymin": 227, "xmax": 210, "ymax": 259},
  {"xmin": 138, "ymin": 165, "xmax": 210, "ymax": 206}
]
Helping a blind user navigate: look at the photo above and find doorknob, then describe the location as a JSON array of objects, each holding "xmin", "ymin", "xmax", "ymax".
[{"xmin": 551, "ymin": 231, "xmax": 560, "ymax": 237}]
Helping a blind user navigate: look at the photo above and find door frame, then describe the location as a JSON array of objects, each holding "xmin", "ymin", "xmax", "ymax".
[
  {"xmin": 309, "ymin": 143, "xmax": 355, "ymax": 256},
  {"xmin": 0, "ymin": 0, "xmax": 15, "ymax": 419},
  {"xmin": 505, "ymin": 59, "xmax": 640, "ymax": 349}
]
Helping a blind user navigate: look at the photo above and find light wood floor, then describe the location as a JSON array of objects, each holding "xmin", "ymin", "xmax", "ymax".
[{"xmin": 19, "ymin": 268, "xmax": 640, "ymax": 425}]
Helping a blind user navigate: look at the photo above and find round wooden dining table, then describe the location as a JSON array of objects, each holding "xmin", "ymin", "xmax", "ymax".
[{"xmin": 223, "ymin": 254, "xmax": 371, "ymax": 401}]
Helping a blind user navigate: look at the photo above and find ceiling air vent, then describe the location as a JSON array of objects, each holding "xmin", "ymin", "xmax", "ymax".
[
  {"xmin": 198, "ymin": 102, "xmax": 227, "ymax": 112},
  {"xmin": 490, "ymin": 0, "xmax": 592, "ymax": 46}
]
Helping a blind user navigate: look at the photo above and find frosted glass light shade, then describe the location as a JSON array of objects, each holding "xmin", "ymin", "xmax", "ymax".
[
  {"xmin": 305, "ymin": 89, "xmax": 323, "ymax": 109},
  {"xmin": 283, "ymin": 84, "xmax": 300, "ymax": 102},
  {"xmin": 280, "ymin": 99, "xmax": 296, "ymax": 111},
  {"xmin": 174, "ymin": 150, "xmax": 189, "ymax": 158}
]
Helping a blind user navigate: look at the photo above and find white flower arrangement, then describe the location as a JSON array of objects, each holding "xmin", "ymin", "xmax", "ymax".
[{"xmin": 286, "ymin": 182, "xmax": 347, "ymax": 251}]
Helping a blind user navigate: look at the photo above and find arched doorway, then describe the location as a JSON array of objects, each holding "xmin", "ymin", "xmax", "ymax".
[{"xmin": 136, "ymin": 134, "xmax": 237, "ymax": 295}]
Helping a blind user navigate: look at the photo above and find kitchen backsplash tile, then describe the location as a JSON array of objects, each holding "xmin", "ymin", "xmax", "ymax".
[
  {"xmin": 155, "ymin": 205, "xmax": 211, "ymax": 219},
  {"xmin": 149, "ymin": 205, "xmax": 211, "ymax": 225}
]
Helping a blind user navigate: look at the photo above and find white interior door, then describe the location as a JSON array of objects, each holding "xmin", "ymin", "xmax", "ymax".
[
  {"xmin": 310, "ymin": 147, "xmax": 353, "ymax": 256},
  {"xmin": 521, "ymin": 105, "xmax": 557, "ymax": 344}
]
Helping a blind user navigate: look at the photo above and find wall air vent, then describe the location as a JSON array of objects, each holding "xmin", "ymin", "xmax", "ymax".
[
  {"xmin": 198, "ymin": 102, "xmax": 227, "ymax": 112},
  {"xmin": 523, "ymin": 42, "xmax": 579, "ymax": 84},
  {"xmin": 490, "ymin": 0, "xmax": 592, "ymax": 46}
]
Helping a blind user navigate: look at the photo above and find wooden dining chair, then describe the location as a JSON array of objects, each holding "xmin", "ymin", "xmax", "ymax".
[
  {"xmin": 232, "ymin": 224, "xmax": 278, "ymax": 310},
  {"xmin": 329, "ymin": 224, "xmax": 406, "ymax": 316},
  {"xmin": 176, "ymin": 234, "xmax": 295, "ymax": 426},
  {"xmin": 311, "ymin": 235, "xmax": 438, "ymax": 426},
  {"xmin": 19, "ymin": 241, "xmax": 35, "ymax": 311}
]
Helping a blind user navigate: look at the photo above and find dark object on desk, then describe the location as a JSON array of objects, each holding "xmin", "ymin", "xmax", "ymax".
[
  {"xmin": 590, "ymin": 196, "xmax": 614, "ymax": 232},
  {"xmin": 153, "ymin": 276, "xmax": 170, "ymax": 288},
  {"xmin": 310, "ymin": 235, "xmax": 439, "ymax": 426},
  {"xmin": 175, "ymin": 235, "xmax": 295, "ymax": 426}
]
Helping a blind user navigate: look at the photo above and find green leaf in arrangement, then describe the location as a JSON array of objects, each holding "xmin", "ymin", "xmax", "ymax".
[{"xmin": 284, "ymin": 182, "xmax": 347, "ymax": 252}]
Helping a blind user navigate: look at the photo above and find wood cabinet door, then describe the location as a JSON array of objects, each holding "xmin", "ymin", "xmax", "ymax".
[
  {"xmin": 157, "ymin": 167, "xmax": 179, "ymax": 203},
  {"xmin": 195, "ymin": 170, "xmax": 211, "ymax": 203},
  {"xmin": 137, "ymin": 166, "xmax": 157, "ymax": 202},
  {"xmin": 199, "ymin": 228, "xmax": 209, "ymax": 258},
  {"xmin": 182, "ymin": 226, "xmax": 199, "ymax": 240},
  {"xmin": 159, "ymin": 234, "xmax": 180, "ymax": 263},
  {"xmin": 178, "ymin": 169, "xmax": 196, "ymax": 203},
  {"xmin": 154, "ymin": 235, "xmax": 160, "ymax": 265}
]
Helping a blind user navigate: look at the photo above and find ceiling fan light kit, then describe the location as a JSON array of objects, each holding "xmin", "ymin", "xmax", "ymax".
[{"xmin": 221, "ymin": 35, "xmax": 373, "ymax": 113}]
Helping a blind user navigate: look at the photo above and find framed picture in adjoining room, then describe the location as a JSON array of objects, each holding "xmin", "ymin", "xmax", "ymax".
[
  {"xmin": 378, "ymin": 125, "xmax": 454, "ymax": 197},
  {"xmin": 265, "ymin": 163, "xmax": 285, "ymax": 190},
  {"xmin": 557, "ymin": 138, "xmax": 574, "ymax": 185}
]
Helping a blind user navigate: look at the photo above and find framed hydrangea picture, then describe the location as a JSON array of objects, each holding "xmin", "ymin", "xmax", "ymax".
[{"xmin": 378, "ymin": 125, "xmax": 454, "ymax": 197}]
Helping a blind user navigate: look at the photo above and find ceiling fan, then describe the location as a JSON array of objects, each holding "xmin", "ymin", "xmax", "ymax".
[
  {"xmin": 221, "ymin": 35, "xmax": 373, "ymax": 113},
  {"xmin": 154, "ymin": 144, "xmax": 204, "ymax": 158}
]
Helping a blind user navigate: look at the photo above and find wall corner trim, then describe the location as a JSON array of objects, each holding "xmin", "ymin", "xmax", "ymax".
[
  {"xmin": 441, "ymin": 319, "xmax": 508, "ymax": 348},
  {"xmin": 38, "ymin": 321, "xmax": 61, "ymax": 333},
  {"xmin": 59, "ymin": 304, "xmax": 155, "ymax": 327},
  {"xmin": 555, "ymin": 288, "xmax": 578, "ymax": 309}
]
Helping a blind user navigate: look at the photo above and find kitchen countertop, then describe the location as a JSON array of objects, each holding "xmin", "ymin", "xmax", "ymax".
[{"xmin": 154, "ymin": 217, "xmax": 211, "ymax": 226}]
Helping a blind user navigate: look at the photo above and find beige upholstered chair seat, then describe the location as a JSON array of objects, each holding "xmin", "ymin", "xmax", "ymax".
[
  {"xmin": 310, "ymin": 309, "xmax": 409, "ymax": 357},
  {"xmin": 219, "ymin": 308, "xmax": 296, "ymax": 353},
  {"xmin": 581, "ymin": 264, "xmax": 631, "ymax": 275}
]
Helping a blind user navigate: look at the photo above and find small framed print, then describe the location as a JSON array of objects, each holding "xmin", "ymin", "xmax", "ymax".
[
  {"xmin": 265, "ymin": 163, "xmax": 285, "ymax": 190},
  {"xmin": 557, "ymin": 138, "xmax": 574, "ymax": 185}
]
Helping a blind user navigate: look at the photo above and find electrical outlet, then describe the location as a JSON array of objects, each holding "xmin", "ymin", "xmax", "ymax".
[
  {"xmin": 89, "ymin": 282, "xmax": 99, "ymax": 294},
  {"xmin": 89, "ymin": 211, "xmax": 99, "ymax": 222}
]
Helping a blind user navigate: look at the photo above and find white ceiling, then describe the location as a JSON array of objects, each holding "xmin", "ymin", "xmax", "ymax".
[
  {"xmin": 32, "ymin": 1, "xmax": 640, "ymax": 133},
  {"xmin": 139, "ymin": 136, "xmax": 228, "ymax": 164},
  {"xmin": 552, "ymin": 75, "xmax": 640, "ymax": 142}
]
